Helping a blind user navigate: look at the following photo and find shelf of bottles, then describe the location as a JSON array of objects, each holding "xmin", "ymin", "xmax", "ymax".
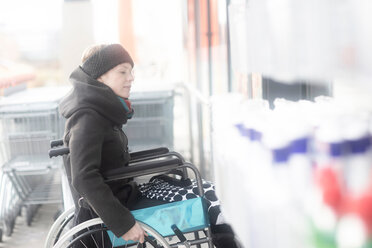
[{"xmin": 212, "ymin": 94, "xmax": 372, "ymax": 248}]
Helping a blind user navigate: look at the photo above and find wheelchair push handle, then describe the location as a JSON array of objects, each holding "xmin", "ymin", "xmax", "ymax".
[
  {"xmin": 50, "ymin": 139, "xmax": 64, "ymax": 148},
  {"xmin": 49, "ymin": 147, "xmax": 70, "ymax": 158}
]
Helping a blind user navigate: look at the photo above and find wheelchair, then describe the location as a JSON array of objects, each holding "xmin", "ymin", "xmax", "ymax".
[{"xmin": 45, "ymin": 139, "xmax": 215, "ymax": 248}]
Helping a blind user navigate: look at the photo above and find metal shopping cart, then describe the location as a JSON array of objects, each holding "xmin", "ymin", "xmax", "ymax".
[
  {"xmin": 0, "ymin": 169, "xmax": 22, "ymax": 239},
  {"xmin": 124, "ymin": 89, "xmax": 174, "ymax": 152},
  {"xmin": 0, "ymin": 86, "xmax": 70, "ymax": 238}
]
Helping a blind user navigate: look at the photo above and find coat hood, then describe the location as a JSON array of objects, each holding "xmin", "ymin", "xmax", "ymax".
[{"xmin": 59, "ymin": 66, "xmax": 129, "ymax": 125}]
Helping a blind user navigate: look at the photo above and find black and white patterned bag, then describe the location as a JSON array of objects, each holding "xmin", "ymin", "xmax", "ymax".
[{"xmin": 138, "ymin": 174, "xmax": 224, "ymax": 225}]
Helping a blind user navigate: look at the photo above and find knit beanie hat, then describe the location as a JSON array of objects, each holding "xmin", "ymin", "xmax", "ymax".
[{"xmin": 81, "ymin": 44, "xmax": 134, "ymax": 79}]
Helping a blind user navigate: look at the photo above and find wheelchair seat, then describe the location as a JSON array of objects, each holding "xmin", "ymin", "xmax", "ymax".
[{"xmin": 107, "ymin": 197, "xmax": 209, "ymax": 247}]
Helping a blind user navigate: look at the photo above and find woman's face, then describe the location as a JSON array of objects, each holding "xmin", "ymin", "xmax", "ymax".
[{"xmin": 98, "ymin": 62, "xmax": 134, "ymax": 98}]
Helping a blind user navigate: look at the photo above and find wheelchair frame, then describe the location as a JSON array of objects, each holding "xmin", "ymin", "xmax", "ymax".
[{"xmin": 45, "ymin": 140, "xmax": 214, "ymax": 248}]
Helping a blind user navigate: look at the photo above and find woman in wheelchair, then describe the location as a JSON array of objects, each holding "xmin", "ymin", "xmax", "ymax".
[{"xmin": 57, "ymin": 43, "xmax": 238, "ymax": 248}]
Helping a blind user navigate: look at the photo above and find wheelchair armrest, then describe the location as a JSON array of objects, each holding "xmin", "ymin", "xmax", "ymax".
[
  {"xmin": 48, "ymin": 146, "xmax": 186, "ymax": 177},
  {"xmin": 129, "ymin": 147, "xmax": 169, "ymax": 161},
  {"xmin": 48, "ymin": 147, "xmax": 179, "ymax": 162},
  {"xmin": 103, "ymin": 158, "xmax": 183, "ymax": 182}
]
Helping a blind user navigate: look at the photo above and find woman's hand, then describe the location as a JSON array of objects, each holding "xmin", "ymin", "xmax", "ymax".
[{"xmin": 121, "ymin": 221, "xmax": 148, "ymax": 243}]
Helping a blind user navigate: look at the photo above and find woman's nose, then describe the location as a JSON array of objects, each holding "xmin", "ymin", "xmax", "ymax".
[{"xmin": 130, "ymin": 70, "xmax": 135, "ymax": 81}]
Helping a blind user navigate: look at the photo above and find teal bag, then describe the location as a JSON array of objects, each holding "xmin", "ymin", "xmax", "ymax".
[{"xmin": 107, "ymin": 197, "xmax": 209, "ymax": 246}]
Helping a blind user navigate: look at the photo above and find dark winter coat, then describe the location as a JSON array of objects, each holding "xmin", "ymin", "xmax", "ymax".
[{"xmin": 59, "ymin": 66, "xmax": 138, "ymax": 238}]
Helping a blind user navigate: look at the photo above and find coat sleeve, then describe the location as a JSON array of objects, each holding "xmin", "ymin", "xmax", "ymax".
[{"xmin": 68, "ymin": 109, "xmax": 136, "ymax": 237}]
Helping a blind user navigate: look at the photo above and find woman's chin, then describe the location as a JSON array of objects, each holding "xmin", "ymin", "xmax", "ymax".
[{"xmin": 118, "ymin": 93, "xmax": 130, "ymax": 99}]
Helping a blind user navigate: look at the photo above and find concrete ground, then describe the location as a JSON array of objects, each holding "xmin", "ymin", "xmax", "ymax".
[{"xmin": 0, "ymin": 203, "xmax": 61, "ymax": 248}]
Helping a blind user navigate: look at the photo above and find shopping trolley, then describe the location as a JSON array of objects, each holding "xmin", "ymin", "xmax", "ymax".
[
  {"xmin": 124, "ymin": 90, "xmax": 174, "ymax": 152},
  {"xmin": 0, "ymin": 87, "xmax": 69, "ymax": 236},
  {"xmin": 0, "ymin": 169, "xmax": 22, "ymax": 239},
  {"xmin": 45, "ymin": 141, "xmax": 214, "ymax": 248}
]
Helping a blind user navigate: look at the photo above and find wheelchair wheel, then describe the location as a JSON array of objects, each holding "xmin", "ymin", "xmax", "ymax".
[
  {"xmin": 45, "ymin": 206, "xmax": 75, "ymax": 248},
  {"xmin": 52, "ymin": 218, "xmax": 171, "ymax": 248}
]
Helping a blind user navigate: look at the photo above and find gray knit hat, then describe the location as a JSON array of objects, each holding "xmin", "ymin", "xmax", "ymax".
[{"xmin": 81, "ymin": 44, "xmax": 134, "ymax": 79}]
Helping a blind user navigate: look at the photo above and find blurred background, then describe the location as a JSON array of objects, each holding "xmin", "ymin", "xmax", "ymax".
[{"xmin": 1, "ymin": 0, "xmax": 372, "ymax": 247}]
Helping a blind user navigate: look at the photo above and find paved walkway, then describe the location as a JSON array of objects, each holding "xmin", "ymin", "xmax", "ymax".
[{"xmin": 0, "ymin": 204, "xmax": 61, "ymax": 248}]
